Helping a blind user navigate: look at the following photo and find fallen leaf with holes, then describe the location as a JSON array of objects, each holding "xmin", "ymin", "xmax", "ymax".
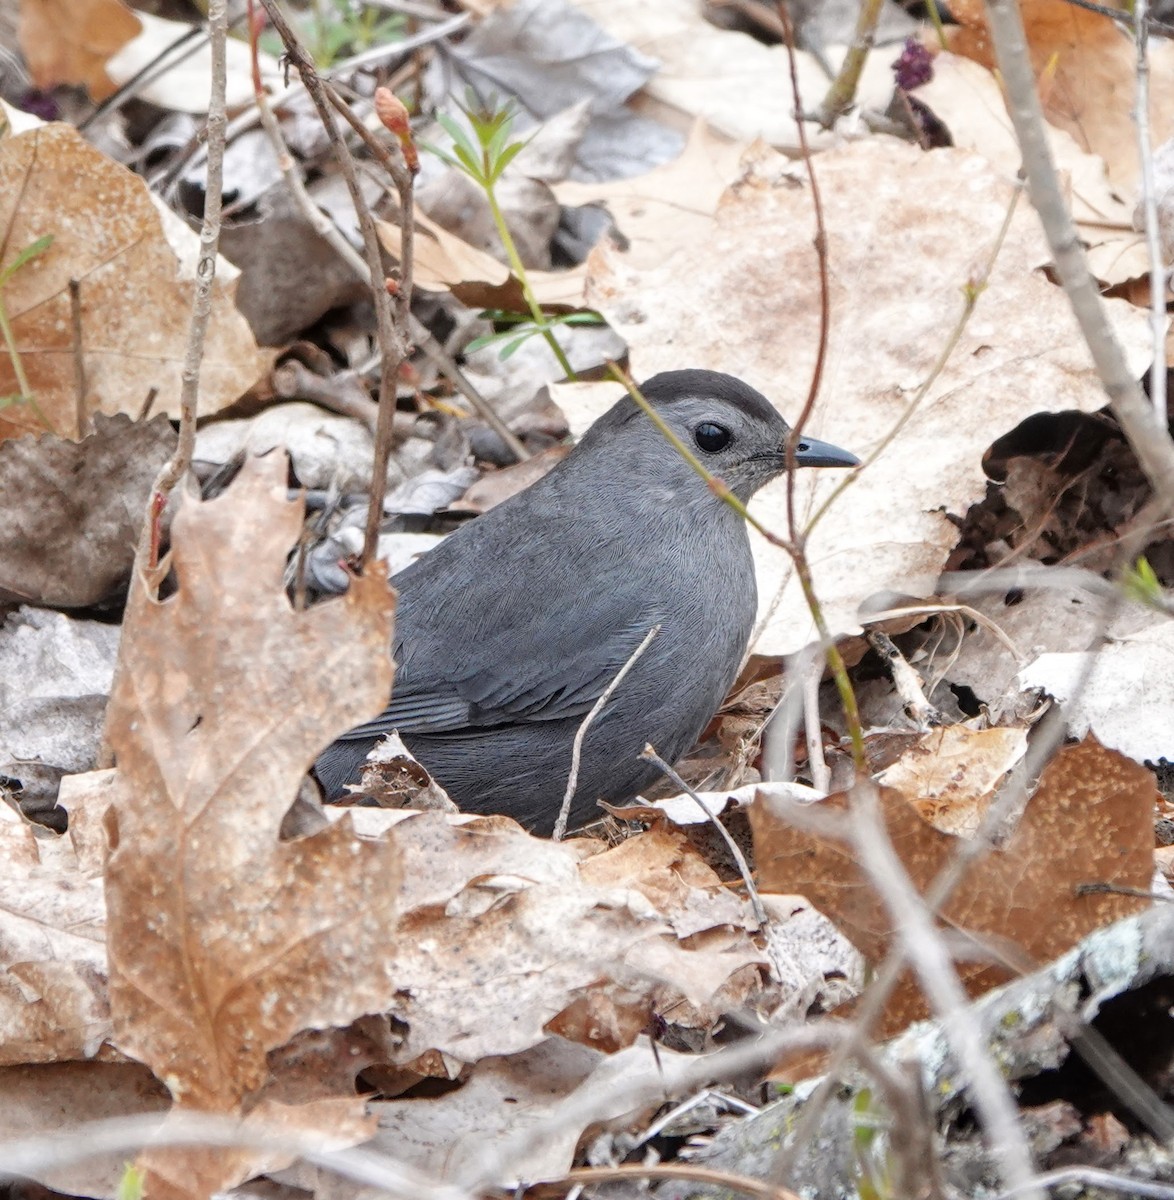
[
  {"xmin": 103, "ymin": 452, "xmax": 397, "ymax": 1197},
  {"xmin": 752, "ymin": 737, "xmax": 1155, "ymax": 1033},
  {"xmin": 17, "ymin": 0, "xmax": 140, "ymax": 99},
  {"xmin": 946, "ymin": 0, "xmax": 1174, "ymax": 192},
  {"xmin": 0, "ymin": 123, "xmax": 269, "ymax": 441}
]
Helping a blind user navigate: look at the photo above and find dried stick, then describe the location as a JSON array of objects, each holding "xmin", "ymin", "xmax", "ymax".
[
  {"xmin": 983, "ymin": 0, "xmax": 1174, "ymax": 514},
  {"xmin": 553, "ymin": 623, "xmax": 661, "ymax": 840},
  {"xmin": 0, "ymin": 1110, "xmax": 470, "ymax": 1200},
  {"xmin": 1132, "ymin": 0, "xmax": 1169, "ymax": 423},
  {"xmin": 68, "ymin": 278, "xmax": 87, "ymax": 438},
  {"xmin": 848, "ymin": 782, "xmax": 1042, "ymax": 1200},
  {"xmin": 257, "ymin": 0, "xmax": 410, "ymax": 568},
  {"xmin": 132, "ymin": 0, "xmax": 229, "ymax": 571}
]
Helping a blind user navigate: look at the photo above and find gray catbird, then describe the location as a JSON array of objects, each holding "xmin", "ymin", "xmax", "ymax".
[{"xmin": 315, "ymin": 369, "xmax": 858, "ymax": 834}]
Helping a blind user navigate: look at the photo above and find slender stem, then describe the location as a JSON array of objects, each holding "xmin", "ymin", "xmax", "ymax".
[
  {"xmin": 1132, "ymin": 0, "xmax": 1168, "ymax": 424},
  {"xmin": 134, "ymin": 0, "xmax": 228, "ymax": 571},
  {"xmin": 0, "ymin": 297, "xmax": 32, "ymax": 406},
  {"xmin": 553, "ymin": 624, "xmax": 661, "ymax": 840},
  {"xmin": 483, "ymin": 178, "xmax": 576, "ymax": 380},
  {"xmin": 984, "ymin": 0, "xmax": 1174, "ymax": 515},
  {"xmin": 814, "ymin": 0, "xmax": 885, "ymax": 128}
]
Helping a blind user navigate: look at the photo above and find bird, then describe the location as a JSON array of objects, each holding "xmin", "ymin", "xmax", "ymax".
[{"xmin": 314, "ymin": 369, "xmax": 858, "ymax": 835}]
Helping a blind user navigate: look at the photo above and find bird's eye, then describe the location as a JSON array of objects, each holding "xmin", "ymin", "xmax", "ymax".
[{"xmin": 694, "ymin": 422, "xmax": 731, "ymax": 452}]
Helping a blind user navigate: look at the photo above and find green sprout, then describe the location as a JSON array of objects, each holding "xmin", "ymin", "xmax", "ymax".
[
  {"xmin": 259, "ymin": 0, "xmax": 406, "ymax": 68},
  {"xmin": 1121, "ymin": 555, "xmax": 1166, "ymax": 610},
  {"xmin": 424, "ymin": 97, "xmax": 585, "ymax": 380},
  {"xmin": 0, "ymin": 232, "xmax": 55, "ymax": 429}
]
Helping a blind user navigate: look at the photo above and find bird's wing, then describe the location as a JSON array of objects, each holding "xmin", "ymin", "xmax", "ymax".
[
  {"xmin": 334, "ymin": 606, "xmax": 663, "ymax": 742},
  {"xmin": 333, "ymin": 474, "xmax": 672, "ymax": 745}
]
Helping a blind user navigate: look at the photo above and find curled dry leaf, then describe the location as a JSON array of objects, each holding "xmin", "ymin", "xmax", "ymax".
[
  {"xmin": 377, "ymin": 815, "xmax": 772, "ymax": 1067},
  {"xmin": 946, "ymin": 0, "xmax": 1174, "ymax": 192},
  {"xmin": 0, "ymin": 124, "xmax": 269, "ymax": 441},
  {"xmin": 103, "ymin": 453, "xmax": 397, "ymax": 1195},
  {"xmin": 751, "ymin": 737, "xmax": 1155, "ymax": 1033}
]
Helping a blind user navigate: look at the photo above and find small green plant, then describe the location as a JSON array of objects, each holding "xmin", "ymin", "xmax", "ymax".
[
  {"xmin": 850, "ymin": 1088, "xmax": 894, "ymax": 1200},
  {"xmin": 0, "ymin": 232, "xmax": 55, "ymax": 429},
  {"xmin": 1121, "ymin": 555, "xmax": 1167, "ymax": 609},
  {"xmin": 260, "ymin": 0, "xmax": 405, "ymax": 68},
  {"xmin": 465, "ymin": 308, "xmax": 604, "ymax": 361},
  {"xmin": 116, "ymin": 1163, "xmax": 145, "ymax": 1200},
  {"xmin": 425, "ymin": 97, "xmax": 591, "ymax": 380}
]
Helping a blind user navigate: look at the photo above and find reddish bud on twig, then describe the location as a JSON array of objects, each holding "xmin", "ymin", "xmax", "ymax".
[
  {"xmin": 385, "ymin": 277, "xmax": 400, "ymax": 295},
  {"xmin": 374, "ymin": 87, "xmax": 419, "ymax": 174},
  {"xmin": 148, "ymin": 490, "xmax": 166, "ymax": 569}
]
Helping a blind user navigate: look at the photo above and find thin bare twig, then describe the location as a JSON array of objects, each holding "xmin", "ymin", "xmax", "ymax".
[
  {"xmin": 553, "ymin": 623, "xmax": 661, "ymax": 840},
  {"xmin": 983, "ymin": 0, "xmax": 1174, "ymax": 514},
  {"xmin": 529, "ymin": 1162, "xmax": 802, "ymax": 1200},
  {"xmin": 639, "ymin": 746, "xmax": 768, "ymax": 927},
  {"xmin": 256, "ymin": 0, "xmax": 410, "ymax": 568},
  {"xmin": 132, "ymin": 0, "xmax": 229, "ymax": 571},
  {"xmin": 0, "ymin": 1111, "xmax": 469, "ymax": 1200},
  {"xmin": 1131, "ymin": 0, "xmax": 1169, "ymax": 424},
  {"xmin": 814, "ymin": 0, "xmax": 885, "ymax": 127},
  {"xmin": 847, "ymin": 782, "xmax": 1042, "ymax": 1200},
  {"xmin": 68, "ymin": 277, "xmax": 87, "ymax": 438}
]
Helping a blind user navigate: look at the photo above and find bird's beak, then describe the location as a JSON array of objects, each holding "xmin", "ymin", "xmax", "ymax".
[{"xmin": 791, "ymin": 435, "xmax": 860, "ymax": 469}]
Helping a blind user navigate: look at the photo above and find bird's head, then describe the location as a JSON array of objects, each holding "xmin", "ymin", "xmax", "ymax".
[{"xmin": 585, "ymin": 369, "xmax": 858, "ymax": 504}]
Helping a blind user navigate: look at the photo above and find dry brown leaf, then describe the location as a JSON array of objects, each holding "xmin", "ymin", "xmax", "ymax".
[
  {"xmin": 0, "ymin": 413, "xmax": 176, "ymax": 607},
  {"xmin": 103, "ymin": 453, "xmax": 397, "ymax": 1195},
  {"xmin": 918, "ymin": 52, "xmax": 1147, "ymax": 286},
  {"xmin": 366, "ymin": 1035, "xmax": 691, "ymax": 1182},
  {"xmin": 751, "ymin": 737, "xmax": 1155, "ymax": 1031},
  {"xmin": 0, "ymin": 804, "xmax": 109, "ymax": 1066},
  {"xmin": 379, "ymin": 814, "xmax": 770, "ymax": 1067},
  {"xmin": 0, "ymin": 124, "xmax": 269, "ymax": 441},
  {"xmin": 559, "ymin": 137, "xmax": 1151, "ymax": 656},
  {"xmin": 876, "ymin": 725, "xmax": 1029, "ymax": 837},
  {"xmin": 552, "ymin": 120, "xmax": 747, "ymax": 270},
  {"xmin": 946, "ymin": 0, "xmax": 1174, "ymax": 191},
  {"xmin": 568, "ymin": 0, "xmax": 893, "ymax": 151},
  {"xmin": 18, "ymin": 0, "xmax": 141, "ymax": 99},
  {"xmin": 378, "ymin": 208, "xmax": 587, "ymax": 308},
  {"xmin": 0, "ymin": 1061, "xmax": 168, "ymax": 1195}
]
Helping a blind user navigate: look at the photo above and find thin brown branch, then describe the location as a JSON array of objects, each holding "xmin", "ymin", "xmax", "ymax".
[
  {"xmin": 814, "ymin": 0, "xmax": 885, "ymax": 128},
  {"xmin": 529, "ymin": 1162, "xmax": 802, "ymax": 1200},
  {"xmin": 256, "ymin": 0, "xmax": 411, "ymax": 568},
  {"xmin": 775, "ymin": 1, "xmax": 831, "ymax": 547},
  {"xmin": 553, "ymin": 623, "xmax": 661, "ymax": 840},
  {"xmin": 132, "ymin": 0, "xmax": 229, "ymax": 571},
  {"xmin": 983, "ymin": 0, "xmax": 1174, "ymax": 516},
  {"xmin": 68, "ymin": 277, "xmax": 87, "ymax": 438}
]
